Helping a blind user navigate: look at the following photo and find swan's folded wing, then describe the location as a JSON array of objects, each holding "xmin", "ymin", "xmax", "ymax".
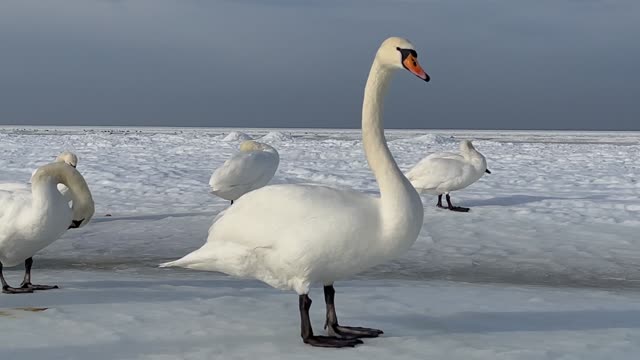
[
  {"xmin": 406, "ymin": 158, "xmax": 465, "ymax": 191},
  {"xmin": 0, "ymin": 183, "xmax": 32, "ymax": 220},
  {"xmin": 423, "ymin": 152, "xmax": 463, "ymax": 161},
  {"xmin": 205, "ymin": 183, "xmax": 378, "ymax": 249},
  {"xmin": 209, "ymin": 152, "xmax": 277, "ymax": 192}
]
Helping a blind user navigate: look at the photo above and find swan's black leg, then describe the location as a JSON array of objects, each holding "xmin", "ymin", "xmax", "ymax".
[
  {"xmin": 436, "ymin": 194, "xmax": 445, "ymax": 208},
  {"xmin": 1, "ymin": 261, "xmax": 33, "ymax": 294},
  {"xmin": 230, "ymin": 200, "xmax": 234, "ymax": 205},
  {"xmin": 323, "ymin": 285, "xmax": 383, "ymax": 338},
  {"xmin": 299, "ymin": 294, "xmax": 363, "ymax": 348},
  {"xmin": 446, "ymin": 194, "xmax": 470, "ymax": 212},
  {"xmin": 20, "ymin": 258, "xmax": 58, "ymax": 291}
]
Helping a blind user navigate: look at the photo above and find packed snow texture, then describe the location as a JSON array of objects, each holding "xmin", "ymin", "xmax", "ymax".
[
  {"xmin": 260, "ymin": 130, "xmax": 294, "ymax": 142},
  {"xmin": 0, "ymin": 127, "xmax": 639, "ymax": 359}
]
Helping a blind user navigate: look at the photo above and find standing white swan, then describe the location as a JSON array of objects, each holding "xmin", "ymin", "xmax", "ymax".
[
  {"xmin": 0, "ymin": 162, "xmax": 95, "ymax": 294},
  {"xmin": 406, "ymin": 140, "xmax": 490, "ymax": 212},
  {"xmin": 209, "ymin": 140, "xmax": 279, "ymax": 204},
  {"xmin": 161, "ymin": 37, "xmax": 430, "ymax": 347}
]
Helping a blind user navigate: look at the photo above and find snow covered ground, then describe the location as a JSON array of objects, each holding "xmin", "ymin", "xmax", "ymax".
[{"xmin": 1, "ymin": 127, "xmax": 639, "ymax": 359}]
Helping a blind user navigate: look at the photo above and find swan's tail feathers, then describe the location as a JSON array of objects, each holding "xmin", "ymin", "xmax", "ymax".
[
  {"xmin": 159, "ymin": 259, "xmax": 184, "ymax": 268},
  {"xmin": 159, "ymin": 242, "xmax": 257, "ymax": 276},
  {"xmin": 158, "ymin": 249, "xmax": 208, "ymax": 269}
]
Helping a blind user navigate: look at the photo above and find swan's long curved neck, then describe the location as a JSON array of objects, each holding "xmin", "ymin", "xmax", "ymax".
[
  {"xmin": 30, "ymin": 177, "xmax": 63, "ymax": 209},
  {"xmin": 361, "ymin": 58, "xmax": 423, "ymax": 249},
  {"xmin": 362, "ymin": 59, "xmax": 411, "ymax": 201},
  {"xmin": 31, "ymin": 163, "xmax": 94, "ymax": 220}
]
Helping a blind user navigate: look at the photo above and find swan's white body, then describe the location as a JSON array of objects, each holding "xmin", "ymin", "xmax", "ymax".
[
  {"xmin": 162, "ymin": 37, "xmax": 427, "ymax": 295},
  {"xmin": 0, "ymin": 162, "xmax": 94, "ymax": 267},
  {"xmin": 406, "ymin": 140, "xmax": 488, "ymax": 195},
  {"xmin": 209, "ymin": 141, "xmax": 279, "ymax": 201}
]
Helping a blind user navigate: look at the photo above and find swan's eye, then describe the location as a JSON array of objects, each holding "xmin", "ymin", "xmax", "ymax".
[{"xmin": 398, "ymin": 48, "xmax": 418, "ymax": 61}]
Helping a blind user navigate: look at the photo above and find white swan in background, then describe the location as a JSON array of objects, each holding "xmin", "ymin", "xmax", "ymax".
[
  {"xmin": 406, "ymin": 140, "xmax": 490, "ymax": 212},
  {"xmin": 0, "ymin": 162, "xmax": 94, "ymax": 294},
  {"xmin": 209, "ymin": 140, "xmax": 279, "ymax": 204},
  {"xmin": 161, "ymin": 37, "xmax": 430, "ymax": 348}
]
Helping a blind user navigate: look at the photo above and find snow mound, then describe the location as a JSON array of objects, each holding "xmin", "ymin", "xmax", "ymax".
[
  {"xmin": 222, "ymin": 131, "xmax": 252, "ymax": 142},
  {"xmin": 260, "ymin": 131, "xmax": 293, "ymax": 142},
  {"xmin": 400, "ymin": 133, "xmax": 457, "ymax": 144}
]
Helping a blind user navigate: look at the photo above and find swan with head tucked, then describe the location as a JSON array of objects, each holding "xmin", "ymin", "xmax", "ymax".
[
  {"xmin": 406, "ymin": 140, "xmax": 490, "ymax": 212},
  {"xmin": 209, "ymin": 140, "xmax": 279, "ymax": 204},
  {"xmin": 161, "ymin": 37, "xmax": 430, "ymax": 347},
  {"xmin": 0, "ymin": 162, "xmax": 94, "ymax": 294},
  {"xmin": 28, "ymin": 151, "xmax": 79, "ymax": 201}
]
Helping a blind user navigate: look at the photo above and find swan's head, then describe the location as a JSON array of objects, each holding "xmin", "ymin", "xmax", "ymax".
[
  {"xmin": 461, "ymin": 140, "xmax": 492, "ymax": 174},
  {"xmin": 377, "ymin": 37, "xmax": 429, "ymax": 82},
  {"xmin": 55, "ymin": 151, "xmax": 78, "ymax": 168}
]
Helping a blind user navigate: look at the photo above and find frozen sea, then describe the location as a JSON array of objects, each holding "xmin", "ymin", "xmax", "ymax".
[{"xmin": 1, "ymin": 127, "xmax": 639, "ymax": 359}]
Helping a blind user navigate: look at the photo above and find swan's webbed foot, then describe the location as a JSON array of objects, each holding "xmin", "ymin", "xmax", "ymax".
[
  {"xmin": 16, "ymin": 258, "xmax": 59, "ymax": 291},
  {"xmin": 327, "ymin": 325, "xmax": 383, "ymax": 338},
  {"xmin": 1, "ymin": 261, "xmax": 33, "ymax": 294},
  {"xmin": 20, "ymin": 282, "xmax": 59, "ymax": 291},
  {"xmin": 2, "ymin": 285, "xmax": 34, "ymax": 294},
  {"xmin": 299, "ymin": 293, "xmax": 364, "ymax": 348},
  {"xmin": 303, "ymin": 335, "xmax": 363, "ymax": 348},
  {"xmin": 445, "ymin": 194, "xmax": 469, "ymax": 212},
  {"xmin": 323, "ymin": 285, "xmax": 383, "ymax": 340}
]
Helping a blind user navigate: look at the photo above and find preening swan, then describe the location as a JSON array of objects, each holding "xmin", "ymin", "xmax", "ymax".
[
  {"xmin": 209, "ymin": 140, "xmax": 279, "ymax": 204},
  {"xmin": 30, "ymin": 151, "xmax": 79, "ymax": 201},
  {"xmin": 406, "ymin": 140, "xmax": 490, "ymax": 212},
  {"xmin": 0, "ymin": 162, "xmax": 94, "ymax": 294},
  {"xmin": 161, "ymin": 37, "xmax": 430, "ymax": 348}
]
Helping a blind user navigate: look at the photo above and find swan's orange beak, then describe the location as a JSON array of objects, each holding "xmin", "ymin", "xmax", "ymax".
[{"xmin": 403, "ymin": 54, "xmax": 430, "ymax": 82}]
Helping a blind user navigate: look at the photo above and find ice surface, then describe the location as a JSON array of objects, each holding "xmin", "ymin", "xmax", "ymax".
[{"xmin": 0, "ymin": 127, "xmax": 639, "ymax": 359}]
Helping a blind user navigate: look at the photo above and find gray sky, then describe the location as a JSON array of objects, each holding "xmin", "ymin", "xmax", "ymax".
[{"xmin": 1, "ymin": 0, "xmax": 639, "ymax": 130}]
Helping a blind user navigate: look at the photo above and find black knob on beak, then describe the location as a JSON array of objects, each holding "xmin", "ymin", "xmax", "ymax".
[{"xmin": 68, "ymin": 219, "xmax": 84, "ymax": 229}]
